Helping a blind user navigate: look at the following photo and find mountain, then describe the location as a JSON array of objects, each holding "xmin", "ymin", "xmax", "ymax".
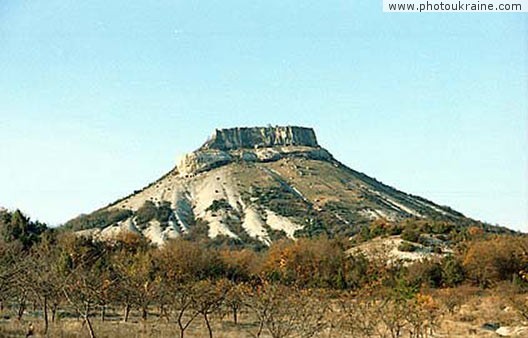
[{"xmin": 66, "ymin": 126, "xmax": 472, "ymax": 246}]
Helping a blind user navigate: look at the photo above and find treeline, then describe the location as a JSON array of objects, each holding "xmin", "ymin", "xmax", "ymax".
[{"xmin": 1, "ymin": 208, "xmax": 528, "ymax": 338}]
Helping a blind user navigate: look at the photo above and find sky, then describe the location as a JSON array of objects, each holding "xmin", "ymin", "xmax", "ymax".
[{"xmin": 0, "ymin": 1, "xmax": 526, "ymax": 230}]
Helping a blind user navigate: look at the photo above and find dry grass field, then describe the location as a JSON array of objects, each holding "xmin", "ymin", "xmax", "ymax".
[{"xmin": 2, "ymin": 289, "xmax": 528, "ymax": 338}]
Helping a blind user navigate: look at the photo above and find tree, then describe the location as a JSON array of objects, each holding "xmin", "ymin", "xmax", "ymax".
[
  {"xmin": 463, "ymin": 236, "xmax": 528, "ymax": 287},
  {"xmin": 168, "ymin": 282, "xmax": 200, "ymax": 338},
  {"xmin": 58, "ymin": 234, "xmax": 110, "ymax": 338},
  {"xmin": 223, "ymin": 281, "xmax": 249, "ymax": 324},
  {"xmin": 192, "ymin": 279, "xmax": 230, "ymax": 338},
  {"xmin": 244, "ymin": 283, "xmax": 328, "ymax": 338},
  {"xmin": 112, "ymin": 249, "xmax": 161, "ymax": 322},
  {"xmin": 440, "ymin": 255, "xmax": 465, "ymax": 287},
  {"xmin": 336, "ymin": 291, "xmax": 383, "ymax": 338},
  {"xmin": 220, "ymin": 249, "xmax": 260, "ymax": 283},
  {"xmin": 26, "ymin": 237, "xmax": 65, "ymax": 334},
  {"xmin": 337, "ymin": 290, "xmax": 440, "ymax": 338},
  {"xmin": 157, "ymin": 239, "xmax": 226, "ymax": 283},
  {"xmin": 0, "ymin": 209, "xmax": 46, "ymax": 250},
  {"xmin": 261, "ymin": 237, "xmax": 347, "ymax": 288},
  {"xmin": 0, "ymin": 242, "xmax": 25, "ymax": 310},
  {"xmin": 156, "ymin": 240, "xmax": 226, "ymax": 338}
]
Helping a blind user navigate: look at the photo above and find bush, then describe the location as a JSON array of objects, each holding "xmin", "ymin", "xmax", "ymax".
[
  {"xmin": 136, "ymin": 201, "xmax": 173, "ymax": 225},
  {"xmin": 401, "ymin": 227, "xmax": 420, "ymax": 243},
  {"xmin": 406, "ymin": 260, "xmax": 443, "ymax": 288},
  {"xmin": 398, "ymin": 241, "xmax": 419, "ymax": 252},
  {"xmin": 345, "ymin": 254, "xmax": 371, "ymax": 289},
  {"xmin": 136, "ymin": 201, "xmax": 158, "ymax": 224},
  {"xmin": 441, "ymin": 255, "xmax": 465, "ymax": 287},
  {"xmin": 184, "ymin": 220, "xmax": 210, "ymax": 241},
  {"xmin": 261, "ymin": 237, "xmax": 348, "ymax": 288},
  {"xmin": 63, "ymin": 208, "xmax": 132, "ymax": 231},
  {"xmin": 463, "ymin": 236, "xmax": 528, "ymax": 287},
  {"xmin": 206, "ymin": 199, "xmax": 232, "ymax": 213}
]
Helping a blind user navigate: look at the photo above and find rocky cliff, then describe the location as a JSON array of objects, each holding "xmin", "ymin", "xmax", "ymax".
[
  {"xmin": 201, "ymin": 126, "xmax": 319, "ymax": 151},
  {"xmin": 177, "ymin": 126, "xmax": 331, "ymax": 176}
]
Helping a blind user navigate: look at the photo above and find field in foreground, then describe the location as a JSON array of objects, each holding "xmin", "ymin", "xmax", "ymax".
[
  {"xmin": 2, "ymin": 209, "xmax": 528, "ymax": 337},
  {"xmin": 1, "ymin": 287, "xmax": 528, "ymax": 338}
]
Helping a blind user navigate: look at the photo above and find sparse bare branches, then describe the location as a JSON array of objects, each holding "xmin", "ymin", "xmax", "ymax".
[
  {"xmin": 336, "ymin": 290, "xmax": 441, "ymax": 338},
  {"xmin": 244, "ymin": 283, "xmax": 329, "ymax": 338}
]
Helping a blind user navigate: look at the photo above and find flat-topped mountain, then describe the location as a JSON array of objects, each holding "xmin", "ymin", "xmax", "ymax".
[
  {"xmin": 66, "ymin": 125, "xmax": 472, "ymax": 246},
  {"xmin": 201, "ymin": 126, "xmax": 319, "ymax": 151}
]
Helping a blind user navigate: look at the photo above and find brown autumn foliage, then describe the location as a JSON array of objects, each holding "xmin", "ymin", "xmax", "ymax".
[
  {"xmin": 219, "ymin": 248, "xmax": 261, "ymax": 282},
  {"xmin": 260, "ymin": 237, "xmax": 348, "ymax": 288},
  {"xmin": 3, "ymin": 208, "xmax": 528, "ymax": 337},
  {"xmin": 462, "ymin": 236, "xmax": 528, "ymax": 287}
]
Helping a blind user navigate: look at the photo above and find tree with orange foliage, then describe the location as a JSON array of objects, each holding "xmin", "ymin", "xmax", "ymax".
[
  {"xmin": 112, "ymin": 249, "xmax": 162, "ymax": 321},
  {"xmin": 261, "ymin": 237, "xmax": 347, "ymax": 288},
  {"xmin": 219, "ymin": 248, "xmax": 260, "ymax": 283},
  {"xmin": 463, "ymin": 236, "xmax": 528, "ymax": 287}
]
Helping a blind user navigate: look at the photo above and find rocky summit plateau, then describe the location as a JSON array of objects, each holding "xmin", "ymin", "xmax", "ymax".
[{"xmin": 68, "ymin": 125, "xmax": 469, "ymax": 246}]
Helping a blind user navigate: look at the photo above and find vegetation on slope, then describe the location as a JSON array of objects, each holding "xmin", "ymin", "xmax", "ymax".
[
  {"xmin": 1, "ymin": 208, "xmax": 528, "ymax": 338},
  {"xmin": 63, "ymin": 208, "xmax": 133, "ymax": 231}
]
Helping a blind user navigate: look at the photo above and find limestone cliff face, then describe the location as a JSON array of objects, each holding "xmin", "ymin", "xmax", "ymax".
[
  {"xmin": 177, "ymin": 150, "xmax": 233, "ymax": 176},
  {"xmin": 177, "ymin": 126, "xmax": 330, "ymax": 176},
  {"xmin": 201, "ymin": 126, "xmax": 319, "ymax": 151}
]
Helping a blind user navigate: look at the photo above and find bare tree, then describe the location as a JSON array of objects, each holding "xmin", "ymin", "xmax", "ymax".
[
  {"xmin": 337, "ymin": 290, "xmax": 441, "ymax": 338},
  {"xmin": 244, "ymin": 283, "xmax": 329, "ymax": 338},
  {"xmin": 336, "ymin": 292, "xmax": 385, "ymax": 338},
  {"xmin": 59, "ymin": 235, "xmax": 110, "ymax": 338},
  {"xmin": 169, "ymin": 282, "xmax": 200, "ymax": 338},
  {"xmin": 25, "ymin": 243, "xmax": 64, "ymax": 334},
  {"xmin": 192, "ymin": 279, "xmax": 230, "ymax": 338}
]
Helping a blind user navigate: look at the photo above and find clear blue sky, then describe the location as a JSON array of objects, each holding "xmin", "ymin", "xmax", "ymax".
[{"xmin": 0, "ymin": 1, "xmax": 526, "ymax": 230}]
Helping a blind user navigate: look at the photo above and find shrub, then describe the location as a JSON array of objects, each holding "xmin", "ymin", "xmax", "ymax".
[
  {"xmin": 398, "ymin": 241, "xmax": 419, "ymax": 252},
  {"xmin": 136, "ymin": 201, "xmax": 158, "ymax": 224},
  {"xmin": 406, "ymin": 260, "xmax": 443, "ymax": 288},
  {"xmin": 260, "ymin": 237, "xmax": 347, "ymax": 288},
  {"xmin": 136, "ymin": 201, "xmax": 173, "ymax": 225},
  {"xmin": 206, "ymin": 199, "xmax": 232, "ymax": 213},
  {"xmin": 441, "ymin": 255, "xmax": 465, "ymax": 287},
  {"xmin": 401, "ymin": 227, "xmax": 420, "ymax": 243},
  {"xmin": 63, "ymin": 209, "xmax": 132, "ymax": 231},
  {"xmin": 345, "ymin": 254, "xmax": 371, "ymax": 289},
  {"xmin": 463, "ymin": 236, "xmax": 528, "ymax": 287},
  {"xmin": 183, "ymin": 220, "xmax": 210, "ymax": 241}
]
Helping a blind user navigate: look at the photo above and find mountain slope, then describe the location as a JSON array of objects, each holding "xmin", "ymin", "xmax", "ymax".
[{"xmin": 66, "ymin": 126, "xmax": 471, "ymax": 245}]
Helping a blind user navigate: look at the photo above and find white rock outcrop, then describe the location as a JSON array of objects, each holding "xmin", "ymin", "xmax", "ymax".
[{"xmin": 176, "ymin": 126, "xmax": 333, "ymax": 176}]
